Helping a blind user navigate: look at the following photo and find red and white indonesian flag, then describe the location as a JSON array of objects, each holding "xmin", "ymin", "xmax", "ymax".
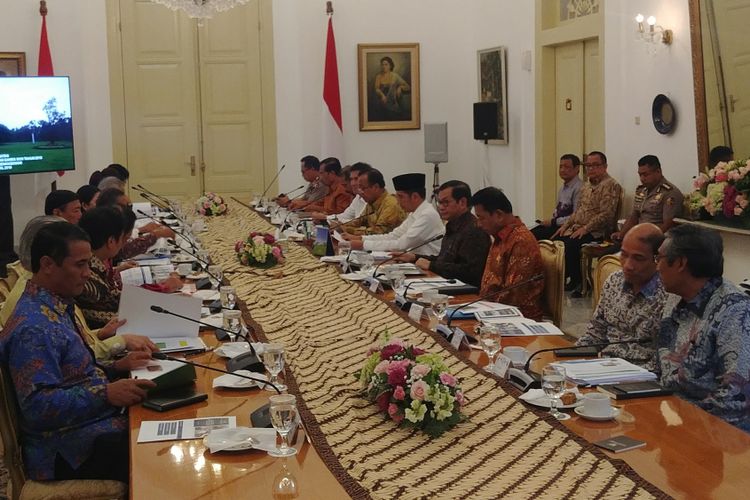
[
  {"xmin": 321, "ymin": 15, "xmax": 344, "ymax": 159},
  {"xmin": 35, "ymin": 3, "xmax": 61, "ymax": 195}
]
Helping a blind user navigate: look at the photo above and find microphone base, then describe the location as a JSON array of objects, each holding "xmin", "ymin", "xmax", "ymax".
[
  {"xmin": 507, "ymin": 368, "xmax": 540, "ymax": 392},
  {"xmin": 250, "ymin": 403, "xmax": 272, "ymax": 428},
  {"xmin": 225, "ymin": 352, "xmax": 265, "ymax": 373}
]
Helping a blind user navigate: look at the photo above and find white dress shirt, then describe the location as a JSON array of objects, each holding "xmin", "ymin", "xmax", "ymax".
[
  {"xmin": 362, "ymin": 199, "xmax": 444, "ymax": 255},
  {"xmin": 327, "ymin": 194, "xmax": 367, "ymax": 223}
]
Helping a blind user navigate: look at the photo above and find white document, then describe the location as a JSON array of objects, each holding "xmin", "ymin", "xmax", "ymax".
[
  {"xmin": 118, "ymin": 285, "xmax": 201, "ymax": 339},
  {"xmin": 403, "ymin": 278, "xmax": 467, "ymax": 293},
  {"xmin": 137, "ymin": 416, "xmax": 236, "ymax": 443},
  {"xmin": 134, "ymin": 256, "xmax": 173, "ymax": 267},
  {"xmin": 332, "ymin": 230, "xmax": 345, "ymax": 243},
  {"xmin": 552, "ymin": 358, "xmax": 657, "ymax": 385},
  {"xmin": 474, "ymin": 306, "xmax": 523, "ymax": 320},
  {"xmin": 119, "ymin": 266, "xmax": 153, "ymax": 286},
  {"xmin": 483, "ymin": 318, "xmax": 564, "ymax": 336},
  {"xmin": 148, "ymin": 336, "xmax": 207, "ymax": 353}
]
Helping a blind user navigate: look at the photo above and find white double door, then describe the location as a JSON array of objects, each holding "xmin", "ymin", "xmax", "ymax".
[{"xmin": 111, "ymin": 0, "xmax": 277, "ymax": 200}]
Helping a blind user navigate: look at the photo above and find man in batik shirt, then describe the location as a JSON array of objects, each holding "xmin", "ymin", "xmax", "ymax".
[
  {"xmin": 656, "ymin": 224, "xmax": 750, "ymax": 432},
  {"xmin": 473, "ymin": 187, "xmax": 544, "ymax": 320},
  {"xmin": 576, "ymin": 223, "xmax": 671, "ymax": 370},
  {"xmin": 0, "ymin": 222, "xmax": 155, "ymax": 481}
]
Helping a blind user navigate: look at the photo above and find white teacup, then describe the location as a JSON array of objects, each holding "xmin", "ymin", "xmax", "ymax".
[
  {"xmin": 582, "ymin": 392, "xmax": 612, "ymax": 417},
  {"xmin": 177, "ymin": 262, "xmax": 193, "ymax": 276},
  {"xmin": 503, "ymin": 346, "xmax": 529, "ymax": 366}
]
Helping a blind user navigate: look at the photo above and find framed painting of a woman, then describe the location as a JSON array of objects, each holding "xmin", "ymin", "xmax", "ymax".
[{"xmin": 358, "ymin": 43, "xmax": 420, "ymax": 131}]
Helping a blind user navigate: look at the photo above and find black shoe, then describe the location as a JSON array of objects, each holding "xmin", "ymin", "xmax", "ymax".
[
  {"xmin": 571, "ymin": 290, "xmax": 584, "ymax": 299},
  {"xmin": 564, "ymin": 280, "xmax": 580, "ymax": 292}
]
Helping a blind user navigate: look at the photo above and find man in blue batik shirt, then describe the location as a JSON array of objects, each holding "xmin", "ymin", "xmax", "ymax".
[
  {"xmin": 532, "ymin": 154, "xmax": 583, "ymax": 241},
  {"xmin": 656, "ymin": 224, "xmax": 750, "ymax": 433},
  {"xmin": 0, "ymin": 222, "xmax": 155, "ymax": 481}
]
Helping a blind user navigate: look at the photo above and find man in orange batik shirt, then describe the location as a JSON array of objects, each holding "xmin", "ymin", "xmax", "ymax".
[{"xmin": 473, "ymin": 187, "xmax": 545, "ymax": 320}]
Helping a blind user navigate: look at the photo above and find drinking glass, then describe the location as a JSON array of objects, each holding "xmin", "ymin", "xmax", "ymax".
[
  {"xmin": 358, "ymin": 253, "xmax": 375, "ymax": 276},
  {"xmin": 268, "ymin": 394, "xmax": 298, "ymax": 458},
  {"xmin": 220, "ymin": 286, "xmax": 236, "ymax": 309},
  {"xmin": 478, "ymin": 324, "xmax": 502, "ymax": 369},
  {"xmin": 542, "ymin": 364, "xmax": 570, "ymax": 420},
  {"xmin": 262, "ymin": 343, "xmax": 287, "ymax": 392},
  {"xmin": 222, "ymin": 310, "xmax": 242, "ymax": 339},
  {"xmin": 337, "ymin": 240, "xmax": 352, "ymax": 257},
  {"xmin": 429, "ymin": 294, "xmax": 450, "ymax": 322},
  {"xmin": 387, "ymin": 270, "xmax": 406, "ymax": 294},
  {"xmin": 208, "ymin": 265, "xmax": 222, "ymax": 288},
  {"xmin": 251, "ymin": 192, "xmax": 260, "ymax": 206}
]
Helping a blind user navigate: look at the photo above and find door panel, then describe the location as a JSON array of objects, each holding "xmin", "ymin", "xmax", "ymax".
[
  {"xmin": 120, "ymin": 0, "xmax": 200, "ymax": 199},
  {"xmin": 583, "ymin": 38, "xmax": 603, "ymax": 153},
  {"xmin": 555, "ymin": 42, "xmax": 584, "ymax": 190},
  {"xmin": 199, "ymin": 3, "xmax": 266, "ymax": 198}
]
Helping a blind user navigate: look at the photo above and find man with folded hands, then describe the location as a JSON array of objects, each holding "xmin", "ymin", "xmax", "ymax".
[
  {"xmin": 341, "ymin": 168, "xmax": 405, "ymax": 236},
  {"xmin": 395, "ymin": 180, "xmax": 489, "ymax": 287},
  {"xmin": 0, "ymin": 222, "xmax": 156, "ymax": 481},
  {"xmin": 575, "ymin": 223, "xmax": 670, "ymax": 371}
]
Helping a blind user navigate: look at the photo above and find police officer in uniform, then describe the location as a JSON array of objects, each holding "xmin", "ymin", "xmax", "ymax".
[{"xmin": 612, "ymin": 155, "xmax": 683, "ymax": 241}]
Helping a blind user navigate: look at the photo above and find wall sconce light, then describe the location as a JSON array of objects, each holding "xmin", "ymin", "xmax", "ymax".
[{"xmin": 635, "ymin": 13, "xmax": 673, "ymax": 45}]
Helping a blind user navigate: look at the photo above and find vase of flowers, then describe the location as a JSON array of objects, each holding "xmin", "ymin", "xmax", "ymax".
[
  {"xmin": 354, "ymin": 336, "xmax": 465, "ymax": 438},
  {"xmin": 688, "ymin": 159, "xmax": 750, "ymax": 228},
  {"xmin": 196, "ymin": 192, "xmax": 228, "ymax": 216},
  {"xmin": 235, "ymin": 232, "xmax": 285, "ymax": 268}
]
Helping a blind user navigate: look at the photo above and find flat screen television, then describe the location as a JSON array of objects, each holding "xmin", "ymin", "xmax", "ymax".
[{"xmin": 0, "ymin": 76, "xmax": 75, "ymax": 175}]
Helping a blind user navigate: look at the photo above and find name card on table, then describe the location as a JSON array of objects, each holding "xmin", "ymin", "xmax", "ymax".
[
  {"xmin": 492, "ymin": 353, "xmax": 512, "ymax": 378},
  {"xmin": 408, "ymin": 303, "xmax": 424, "ymax": 322},
  {"xmin": 450, "ymin": 328, "xmax": 466, "ymax": 350}
]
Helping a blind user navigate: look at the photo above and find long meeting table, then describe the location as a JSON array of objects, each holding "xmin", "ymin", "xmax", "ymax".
[{"xmin": 129, "ymin": 203, "xmax": 750, "ymax": 499}]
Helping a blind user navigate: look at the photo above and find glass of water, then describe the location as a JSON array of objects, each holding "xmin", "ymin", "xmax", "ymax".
[
  {"xmin": 262, "ymin": 343, "xmax": 287, "ymax": 392},
  {"xmin": 542, "ymin": 364, "xmax": 569, "ymax": 420},
  {"xmin": 358, "ymin": 253, "xmax": 375, "ymax": 276},
  {"xmin": 222, "ymin": 310, "xmax": 242, "ymax": 339},
  {"xmin": 337, "ymin": 240, "xmax": 352, "ymax": 257},
  {"xmin": 220, "ymin": 286, "xmax": 236, "ymax": 309},
  {"xmin": 268, "ymin": 394, "xmax": 298, "ymax": 457},
  {"xmin": 429, "ymin": 293, "xmax": 450, "ymax": 322},
  {"xmin": 478, "ymin": 324, "xmax": 502, "ymax": 370},
  {"xmin": 208, "ymin": 265, "xmax": 222, "ymax": 288}
]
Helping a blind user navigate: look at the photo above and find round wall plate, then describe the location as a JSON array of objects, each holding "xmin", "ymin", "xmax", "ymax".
[{"xmin": 652, "ymin": 94, "xmax": 676, "ymax": 134}]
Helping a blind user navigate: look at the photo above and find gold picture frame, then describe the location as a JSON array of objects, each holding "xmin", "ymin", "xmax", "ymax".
[
  {"xmin": 358, "ymin": 43, "xmax": 420, "ymax": 131},
  {"xmin": 477, "ymin": 46, "xmax": 508, "ymax": 144},
  {"xmin": 0, "ymin": 52, "xmax": 27, "ymax": 77}
]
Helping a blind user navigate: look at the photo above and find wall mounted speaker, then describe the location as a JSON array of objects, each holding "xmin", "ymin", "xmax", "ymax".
[
  {"xmin": 473, "ymin": 102, "xmax": 498, "ymax": 141},
  {"xmin": 424, "ymin": 122, "xmax": 448, "ymax": 163}
]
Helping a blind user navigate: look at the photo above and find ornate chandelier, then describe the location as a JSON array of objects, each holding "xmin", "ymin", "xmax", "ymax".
[{"xmin": 150, "ymin": 0, "xmax": 251, "ymax": 19}]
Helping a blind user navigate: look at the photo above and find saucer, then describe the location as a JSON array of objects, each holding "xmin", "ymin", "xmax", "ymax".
[{"xmin": 574, "ymin": 406, "xmax": 621, "ymax": 421}]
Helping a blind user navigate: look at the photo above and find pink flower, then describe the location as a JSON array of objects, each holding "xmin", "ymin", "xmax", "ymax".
[
  {"xmin": 393, "ymin": 385, "xmax": 405, "ymax": 400},
  {"xmin": 203, "ymin": 201, "xmax": 211, "ymax": 209},
  {"xmin": 735, "ymin": 207, "xmax": 744, "ymax": 216},
  {"xmin": 263, "ymin": 234, "xmax": 276, "ymax": 244},
  {"xmin": 387, "ymin": 365, "xmax": 407, "ymax": 386},
  {"xmin": 374, "ymin": 360, "xmax": 390, "ymax": 374},
  {"xmin": 392, "ymin": 413, "xmax": 404, "ymax": 424},
  {"xmin": 235, "ymin": 241, "xmax": 242, "ymax": 252},
  {"xmin": 412, "ymin": 347, "xmax": 425, "ymax": 356},
  {"xmin": 410, "ymin": 380, "xmax": 429, "ymax": 401},
  {"xmin": 388, "ymin": 403, "xmax": 399, "ymax": 418},
  {"xmin": 729, "ymin": 170, "xmax": 742, "ymax": 182},
  {"xmin": 439, "ymin": 372, "xmax": 457, "ymax": 387},
  {"xmin": 252, "ymin": 235, "xmax": 264, "ymax": 245},
  {"xmin": 456, "ymin": 391, "xmax": 466, "ymax": 406},
  {"xmin": 716, "ymin": 171, "xmax": 729, "ymax": 182},
  {"xmin": 271, "ymin": 246, "xmax": 282, "ymax": 258},
  {"xmin": 693, "ymin": 174, "xmax": 709, "ymax": 190},
  {"xmin": 738, "ymin": 194, "xmax": 749, "ymax": 209},
  {"xmin": 410, "ymin": 363, "xmax": 431, "ymax": 379}
]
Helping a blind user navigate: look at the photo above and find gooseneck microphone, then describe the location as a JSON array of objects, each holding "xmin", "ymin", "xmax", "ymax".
[
  {"xmin": 401, "ymin": 278, "xmax": 457, "ymax": 299},
  {"xmin": 151, "ymin": 351, "xmax": 280, "ymax": 395},
  {"xmin": 136, "ymin": 184, "xmax": 171, "ymax": 204},
  {"xmin": 445, "ymin": 274, "xmax": 545, "ymax": 329},
  {"xmin": 371, "ymin": 234, "xmax": 445, "ymax": 278},
  {"xmin": 274, "ymin": 185, "xmax": 306, "ymax": 201},
  {"xmin": 259, "ymin": 164, "xmax": 286, "ymax": 200},
  {"xmin": 149, "ymin": 305, "xmax": 264, "ymax": 373},
  {"xmin": 136, "ymin": 209, "xmax": 192, "ymax": 246},
  {"xmin": 135, "ymin": 190, "xmax": 170, "ymax": 210},
  {"xmin": 507, "ymin": 338, "xmax": 654, "ymax": 392}
]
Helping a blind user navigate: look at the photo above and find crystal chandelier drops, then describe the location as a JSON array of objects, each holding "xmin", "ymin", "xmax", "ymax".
[{"xmin": 150, "ymin": 0, "xmax": 251, "ymax": 19}]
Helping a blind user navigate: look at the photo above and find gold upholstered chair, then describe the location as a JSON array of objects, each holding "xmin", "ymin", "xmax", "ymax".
[
  {"xmin": 538, "ymin": 240, "xmax": 565, "ymax": 327},
  {"xmin": 0, "ymin": 366, "xmax": 126, "ymax": 500},
  {"xmin": 5, "ymin": 261, "xmax": 23, "ymax": 291},
  {"xmin": 592, "ymin": 254, "xmax": 623, "ymax": 309}
]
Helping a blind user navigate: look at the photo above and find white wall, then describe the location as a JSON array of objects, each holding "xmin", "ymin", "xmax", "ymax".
[
  {"xmin": 1, "ymin": 0, "xmax": 113, "ymax": 245},
  {"xmin": 272, "ymin": 0, "xmax": 536, "ymax": 219},
  {"xmin": 603, "ymin": 0, "xmax": 697, "ymax": 211}
]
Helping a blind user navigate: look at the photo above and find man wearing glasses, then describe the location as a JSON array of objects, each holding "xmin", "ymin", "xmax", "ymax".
[
  {"xmin": 574, "ymin": 223, "xmax": 669, "ymax": 370},
  {"xmin": 552, "ymin": 151, "xmax": 622, "ymax": 294}
]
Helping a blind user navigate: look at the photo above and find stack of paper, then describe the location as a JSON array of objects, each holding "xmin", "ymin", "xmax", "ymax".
[
  {"xmin": 484, "ymin": 318, "xmax": 564, "ymax": 337},
  {"xmin": 474, "ymin": 306, "xmax": 523, "ymax": 321},
  {"xmin": 552, "ymin": 358, "xmax": 657, "ymax": 385},
  {"xmin": 446, "ymin": 300, "xmax": 509, "ymax": 319},
  {"xmin": 405, "ymin": 278, "xmax": 467, "ymax": 294}
]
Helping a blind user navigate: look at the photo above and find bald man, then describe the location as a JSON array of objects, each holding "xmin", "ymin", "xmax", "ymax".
[{"xmin": 575, "ymin": 224, "xmax": 673, "ymax": 370}]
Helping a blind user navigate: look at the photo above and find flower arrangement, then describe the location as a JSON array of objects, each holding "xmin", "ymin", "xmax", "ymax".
[
  {"xmin": 196, "ymin": 192, "xmax": 227, "ymax": 216},
  {"xmin": 234, "ymin": 232, "xmax": 285, "ymax": 268},
  {"xmin": 354, "ymin": 335, "xmax": 465, "ymax": 438},
  {"xmin": 689, "ymin": 159, "xmax": 750, "ymax": 224}
]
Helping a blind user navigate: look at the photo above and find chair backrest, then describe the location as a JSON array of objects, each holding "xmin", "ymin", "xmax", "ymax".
[
  {"xmin": 538, "ymin": 240, "xmax": 565, "ymax": 327},
  {"xmin": 0, "ymin": 279, "xmax": 10, "ymax": 305},
  {"xmin": 593, "ymin": 254, "xmax": 622, "ymax": 308},
  {"xmin": 5, "ymin": 261, "xmax": 23, "ymax": 290},
  {"xmin": 0, "ymin": 364, "xmax": 27, "ymax": 500}
]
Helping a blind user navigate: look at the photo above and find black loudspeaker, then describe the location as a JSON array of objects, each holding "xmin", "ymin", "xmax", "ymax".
[{"xmin": 473, "ymin": 102, "xmax": 499, "ymax": 141}]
